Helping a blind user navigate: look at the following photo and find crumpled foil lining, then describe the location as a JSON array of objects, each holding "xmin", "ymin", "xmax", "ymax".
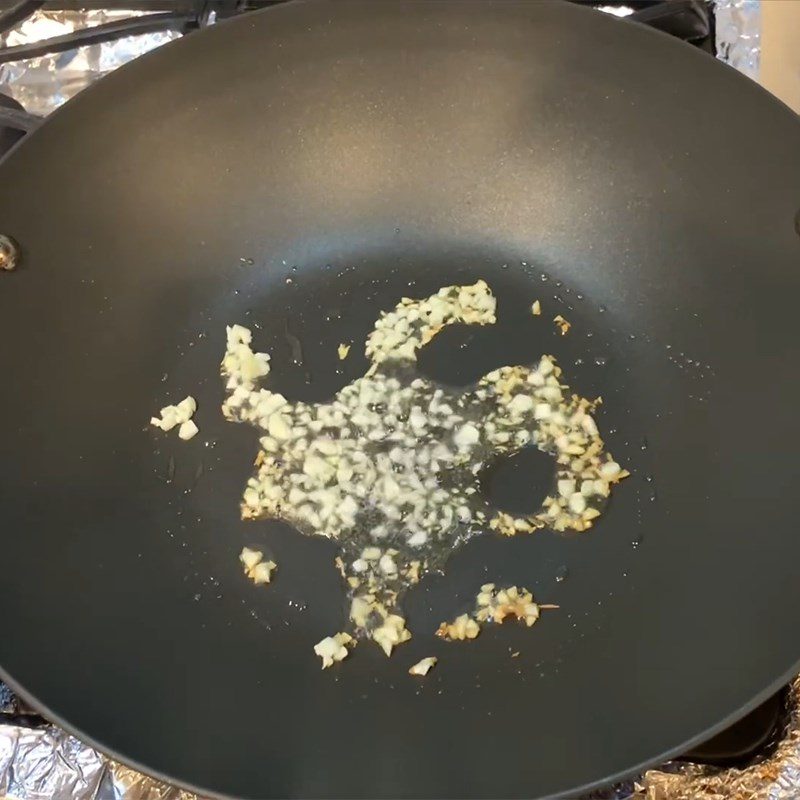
[
  {"xmin": 714, "ymin": 0, "xmax": 761, "ymax": 80},
  {"xmin": 0, "ymin": 10, "xmax": 182, "ymax": 116},
  {"xmin": 0, "ymin": 724, "xmax": 205, "ymax": 800},
  {"xmin": 0, "ymin": 2, "xmax": 780, "ymax": 800}
]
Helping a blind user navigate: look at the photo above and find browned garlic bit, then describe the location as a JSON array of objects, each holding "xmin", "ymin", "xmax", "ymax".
[
  {"xmin": 239, "ymin": 546, "xmax": 276, "ymax": 585},
  {"xmin": 531, "ymin": 300, "xmax": 542, "ymax": 316},
  {"xmin": 221, "ymin": 280, "xmax": 626, "ymax": 664},
  {"xmin": 438, "ymin": 584, "xmax": 553, "ymax": 641},
  {"xmin": 313, "ymin": 632, "xmax": 353, "ymax": 668},
  {"xmin": 475, "ymin": 584, "xmax": 542, "ymax": 626},
  {"xmin": 408, "ymin": 656, "xmax": 438, "ymax": 676},
  {"xmin": 337, "ymin": 343, "xmax": 351, "ymax": 360},
  {"xmin": 553, "ymin": 314, "xmax": 571, "ymax": 336},
  {"xmin": 150, "ymin": 396, "xmax": 198, "ymax": 440}
]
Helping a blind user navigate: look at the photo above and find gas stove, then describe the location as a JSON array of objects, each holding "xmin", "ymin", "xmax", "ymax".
[{"xmin": 2, "ymin": 3, "xmax": 787, "ymax": 800}]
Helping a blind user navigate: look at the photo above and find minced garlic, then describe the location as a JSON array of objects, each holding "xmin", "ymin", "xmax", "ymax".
[
  {"xmin": 221, "ymin": 281, "xmax": 626, "ymax": 664},
  {"xmin": 438, "ymin": 584, "xmax": 554, "ymax": 643}
]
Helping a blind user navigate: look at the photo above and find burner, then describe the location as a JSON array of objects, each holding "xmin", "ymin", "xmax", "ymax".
[{"xmin": 0, "ymin": 92, "xmax": 26, "ymax": 158}]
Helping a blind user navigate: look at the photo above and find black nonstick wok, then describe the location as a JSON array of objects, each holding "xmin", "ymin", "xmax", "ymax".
[{"xmin": 1, "ymin": 2, "xmax": 800, "ymax": 798}]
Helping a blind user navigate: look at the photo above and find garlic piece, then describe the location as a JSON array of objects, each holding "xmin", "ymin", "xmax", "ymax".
[
  {"xmin": 568, "ymin": 492, "xmax": 587, "ymax": 515},
  {"xmin": 553, "ymin": 315, "xmax": 571, "ymax": 335},
  {"xmin": 222, "ymin": 325, "xmax": 270, "ymax": 387},
  {"xmin": 599, "ymin": 460, "xmax": 622, "ymax": 480},
  {"xmin": 178, "ymin": 419, "xmax": 199, "ymax": 440},
  {"xmin": 239, "ymin": 546, "xmax": 277, "ymax": 585},
  {"xmin": 531, "ymin": 300, "xmax": 542, "ymax": 316},
  {"xmin": 251, "ymin": 560, "xmax": 277, "ymax": 584},
  {"xmin": 407, "ymin": 530, "xmax": 428, "ymax": 547},
  {"xmin": 239, "ymin": 547, "xmax": 262, "ymax": 571},
  {"xmin": 349, "ymin": 596, "xmax": 372, "ymax": 628},
  {"xmin": 314, "ymin": 632, "xmax": 353, "ymax": 668},
  {"xmin": 337, "ymin": 343, "xmax": 351, "ymax": 360},
  {"xmin": 507, "ymin": 394, "xmax": 534, "ymax": 415},
  {"xmin": 371, "ymin": 614, "xmax": 412, "ymax": 656},
  {"xmin": 150, "ymin": 395, "xmax": 197, "ymax": 434},
  {"xmin": 379, "ymin": 553, "xmax": 397, "ymax": 575},
  {"xmin": 268, "ymin": 413, "xmax": 291, "ymax": 441},
  {"xmin": 453, "ymin": 423, "xmax": 480, "ymax": 450},
  {"xmin": 408, "ymin": 656, "xmax": 438, "ymax": 676},
  {"xmin": 558, "ymin": 479, "xmax": 576, "ymax": 498}
]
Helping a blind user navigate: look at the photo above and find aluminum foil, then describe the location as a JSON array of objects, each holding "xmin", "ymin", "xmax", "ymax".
[
  {"xmin": 0, "ymin": 722, "xmax": 206, "ymax": 800},
  {"xmin": 0, "ymin": 2, "xmax": 782, "ymax": 800},
  {"xmin": 714, "ymin": 0, "xmax": 761, "ymax": 80},
  {"xmin": 0, "ymin": 10, "xmax": 182, "ymax": 116}
]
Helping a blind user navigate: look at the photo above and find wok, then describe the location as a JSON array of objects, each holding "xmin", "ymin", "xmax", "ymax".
[{"xmin": 1, "ymin": 1, "xmax": 800, "ymax": 798}]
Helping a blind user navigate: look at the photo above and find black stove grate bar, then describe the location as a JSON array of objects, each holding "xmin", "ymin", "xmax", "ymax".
[
  {"xmin": 0, "ymin": 0, "xmax": 43, "ymax": 35},
  {"xmin": 0, "ymin": 104, "xmax": 40, "ymax": 131}
]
